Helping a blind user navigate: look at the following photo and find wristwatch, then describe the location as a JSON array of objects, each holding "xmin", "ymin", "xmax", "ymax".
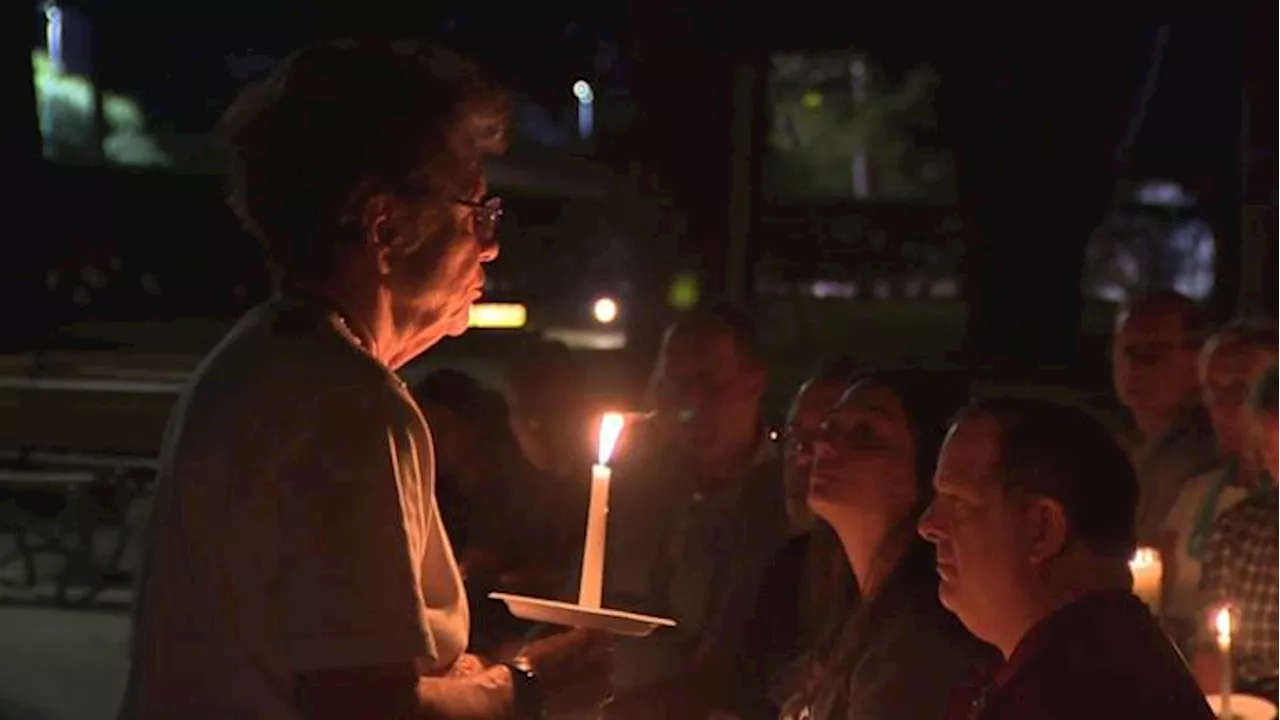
[{"xmin": 501, "ymin": 657, "xmax": 545, "ymax": 720}]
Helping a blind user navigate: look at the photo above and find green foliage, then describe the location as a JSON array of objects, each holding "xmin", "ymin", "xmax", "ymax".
[{"xmin": 766, "ymin": 51, "xmax": 953, "ymax": 202}]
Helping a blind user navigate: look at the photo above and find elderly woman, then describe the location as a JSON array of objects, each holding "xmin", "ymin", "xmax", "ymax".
[
  {"xmin": 121, "ymin": 38, "xmax": 607, "ymax": 720},
  {"xmin": 780, "ymin": 371, "xmax": 995, "ymax": 720}
]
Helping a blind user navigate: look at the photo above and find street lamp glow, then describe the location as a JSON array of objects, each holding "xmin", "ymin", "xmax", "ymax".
[
  {"xmin": 592, "ymin": 296, "xmax": 618, "ymax": 324},
  {"xmin": 572, "ymin": 79, "xmax": 594, "ymax": 106}
]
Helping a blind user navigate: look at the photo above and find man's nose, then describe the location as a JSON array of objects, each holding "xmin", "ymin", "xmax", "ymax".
[{"xmin": 917, "ymin": 500, "xmax": 944, "ymax": 542}]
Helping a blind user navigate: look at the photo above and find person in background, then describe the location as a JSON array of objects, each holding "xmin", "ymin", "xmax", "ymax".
[
  {"xmin": 726, "ymin": 355, "xmax": 863, "ymax": 720},
  {"xmin": 920, "ymin": 397, "xmax": 1212, "ymax": 720},
  {"xmin": 468, "ymin": 340, "xmax": 596, "ymax": 642},
  {"xmin": 1157, "ymin": 318, "xmax": 1279, "ymax": 645},
  {"xmin": 779, "ymin": 371, "xmax": 994, "ymax": 720},
  {"xmin": 410, "ymin": 368, "xmax": 535, "ymax": 658},
  {"xmin": 411, "ymin": 368, "xmax": 512, "ymax": 554},
  {"xmin": 120, "ymin": 37, "xmax": 609, "ymax": 720},
  {"xmin": 604, "ymin": 303, "xmax": 789, "ymax": 719},
  {"xmin": 1112, "ymin": 290, "xmax": 1217, "ymax": 545},
  {"xmin": 504, "ymin": 338, "xmax": 593, "ymax": 483},
  {"xmin": 1192, "ymin": 363, "xmax": 1279, "ymax": 702}
]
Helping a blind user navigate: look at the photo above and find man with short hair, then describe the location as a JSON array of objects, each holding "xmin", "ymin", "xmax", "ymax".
[
  {"xmin": 1112, "ymin": 290, "xmax": 1218, "ymax": 543},
  {"xmin": 605, "ymin": 302, "xmax": 790, "ymax": 718},
  {"xmin": 121, "ymin": 38, "xmax": 608, "ymax": 720},
  {"xmin": 919, "ymin": 397, "xmax": 1213, "ymax": 719}
]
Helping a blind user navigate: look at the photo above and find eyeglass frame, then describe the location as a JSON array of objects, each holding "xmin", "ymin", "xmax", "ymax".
[{"xmin": 454, "ymin": 196, "xmax": 503, "ymax": 243}]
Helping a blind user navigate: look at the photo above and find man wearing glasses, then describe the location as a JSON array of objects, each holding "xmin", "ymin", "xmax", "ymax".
[{"xmin": 120, "ymin": 37, "xmax": 609, "ymax": 719}]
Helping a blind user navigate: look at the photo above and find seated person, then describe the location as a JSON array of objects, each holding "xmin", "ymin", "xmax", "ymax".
[
  {"xmin": 922, "ymin": 398, "xmax": 1213, "ymax": 719},
  {"xmin": 497, "ymin": 339, "xmax": 595, "ymax": 599},
  {"xmin": 728, "ymin": 355, "xmax": 863, "ymax": 720},
  {"xmin": 1159, "ymin": 319, "xmax": 1278, "ymax": 644},
  {"xmin": 1193, "ymin": 363, "xmax": 1279, "ymax": 702},
  {"xmin": 778, "ymin": 371, "xmax": 996, "ymax": 720},
  {"xmin": 603, "ymin": 304, "xmax": 790, "ymax": 719},
  {"xmin": 411, "ymin": 369, "xmax": 511, "ymax": 554}
]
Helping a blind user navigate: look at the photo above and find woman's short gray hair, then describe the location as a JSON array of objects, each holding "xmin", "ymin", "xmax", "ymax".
[{"xmin": 220, "ymin": 36, "xmax": 510, "ymax": 283}]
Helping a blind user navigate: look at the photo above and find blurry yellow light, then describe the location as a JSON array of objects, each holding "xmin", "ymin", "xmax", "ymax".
[
  {"xmin": 802, "ymin": 90, "xmax": 822, "ymax": 109},
  {"xmin": 469, "ymin": 302, "xmax": 526, "ymax": 329},
  {"xmin": 592, "ymin": 297, "xmax": 619, "ymax": 324}
]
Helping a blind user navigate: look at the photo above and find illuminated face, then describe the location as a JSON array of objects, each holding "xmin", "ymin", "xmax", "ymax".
[
  {"xmin": 781, "ymin": 376, "xmax": 851, "ymax": 528},
  {"xmin": 382, "ymin": 183, "xmax": 500, "ymax": 365},
  {"xmin": 1112, "ymin": 309, "xmax": 1198, "ymax": 436},
  {"xmin": 808, "ymin": 380, "xmax": 919, "ymax": 523},
  {"xmin": 1201, "ymin": 339, "xmax": 1273, "ymax": 457},
  {"xmin": 918, "ymin": 414, "xmax": 1035, "ymax": 646},
  {"xmin": 650, "ymin": 326, "xmax": 764, "ymax": 467}
]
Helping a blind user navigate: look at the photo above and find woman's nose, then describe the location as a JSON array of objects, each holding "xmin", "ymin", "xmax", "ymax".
[{"xmin": 811, "ymin": 437, "xmax": 834, "ymax": 463}]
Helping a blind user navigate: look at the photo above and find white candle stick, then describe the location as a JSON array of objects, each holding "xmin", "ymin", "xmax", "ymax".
[
  {"xmin": 1215, "ymin": 606, "xmax": 1234, "ymax": 719},
  {"xmin": 578, "ymin": 412, "xmax": 625, "ymax": 609},
  {"xmin": 1129, "ymin": 547, "xmax": 1164, "ymax": 615}
]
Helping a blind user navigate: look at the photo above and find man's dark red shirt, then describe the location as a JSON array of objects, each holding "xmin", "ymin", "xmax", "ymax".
[{"xmin": 946, "ymin": 589, "xmax": 1215, "ymax": 720}]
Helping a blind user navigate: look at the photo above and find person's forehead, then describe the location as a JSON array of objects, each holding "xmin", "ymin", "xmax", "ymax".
[
  {"xmin": 661, "ymin": 325, "xmax": 739, "ymax": 372},
  {"xmin": 1204, "ymin": 340, "xmax": 1270, "ymax": 380},
  {"xmin": 833, "ymin": 380, "xmax": 904, "ymax": 418},
  {"xmin": 1116, "ymin": 307, "xmax": 1186, "ymax": 345},
  {"xmin": 790, "ymin": 377, "xmax": 848, "ymax": 420},
  {"xmin": 937, "ymin": 415, "xmax": 1002, "ymax": 485}
]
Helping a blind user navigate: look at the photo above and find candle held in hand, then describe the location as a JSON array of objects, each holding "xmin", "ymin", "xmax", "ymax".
[
  {"xmin": 578, "ymin": 412, "xmax": 625, "ymax": 609},
  {"xmin": 1215, "ymin": 606, "xmax": 1234, "ymax": 718},
  {"xmin": 1128, "ymin": 547, "xmax": 1163, "ymax": 615}
]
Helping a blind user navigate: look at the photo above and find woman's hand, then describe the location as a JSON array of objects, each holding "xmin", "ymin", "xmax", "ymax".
[{"xmin": 519, "ymin": 628, "xmax": 614, "ymax": 716}]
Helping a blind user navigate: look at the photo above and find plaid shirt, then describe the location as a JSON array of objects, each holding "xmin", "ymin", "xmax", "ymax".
[{"xmin": 1200, "ymin": 488, "xmax": 1280, "ymax": 683}]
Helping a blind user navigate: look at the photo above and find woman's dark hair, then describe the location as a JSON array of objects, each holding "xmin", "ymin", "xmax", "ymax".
[
  {"xmin": 220, "ymin": 36, "xmax": 511, "ymax": 283},
  {"xmin": 803, "ymin": 370, "xmax": 971, "ymax": 698},
  {"xmin": 1249, "ymin": 364, "xmax": 1279, "ymax": 416}
]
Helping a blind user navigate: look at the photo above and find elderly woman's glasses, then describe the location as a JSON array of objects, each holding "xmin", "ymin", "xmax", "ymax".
[{"xmin": 454, "ymin": 196, "xmax": 503, "ymax": 242}]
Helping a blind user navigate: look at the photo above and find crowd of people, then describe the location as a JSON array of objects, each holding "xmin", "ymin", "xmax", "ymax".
[{"xmin": 114, "ymin": 36, "xmax": 1276, "ymax": 720}]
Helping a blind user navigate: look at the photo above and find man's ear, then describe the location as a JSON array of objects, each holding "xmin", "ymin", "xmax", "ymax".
[{"xmin": 1025, "ymin": 496, "xmax": 1070, "ymax": 565}]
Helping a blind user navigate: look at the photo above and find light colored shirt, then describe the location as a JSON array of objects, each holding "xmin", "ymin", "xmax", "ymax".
[
  {"xmin": 1160, "ymin": 466, "xmax": 1246, "ymax": 623},
  {"xmin": 119, "ymin": 298, "xmax": 468, "ymax": 719}
]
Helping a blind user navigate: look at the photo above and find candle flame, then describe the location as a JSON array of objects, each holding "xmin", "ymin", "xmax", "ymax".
[
  {"xmin": 1215, "ymin": 606, "xmax": 1233, "ymax": 641},
  {"xmin": 1129, "ymin": 546, "xmax": 1159, "ymax": 569},
  {"xmin": 597, "ymin": 412, "xmax": 625, "ymax": 466}
]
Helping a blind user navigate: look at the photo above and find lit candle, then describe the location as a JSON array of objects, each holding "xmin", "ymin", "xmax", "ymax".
[
  {"xmin": 1129, "ymin": 546, "xmax": 1164, "ymax": 615},
  {"xmin": 1215, "ymin": 606, "xmax": 1234, "ymax": 718},
  {"xmin": 578, "ymin": 412, "xmax": 625, "ymax": 609}
]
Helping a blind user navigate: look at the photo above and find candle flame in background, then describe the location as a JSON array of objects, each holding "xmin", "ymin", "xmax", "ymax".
[
  {"xmin": 1129, "ymin": 546, "xmax": 1158, "ymax": 569},
  {"xmin": 1215, "ymin": 606, "xmax": 1233, "ymax": 644},
  {"xmin": 597, "ymin": 412, "xmax": 625, "ymax": 466}
]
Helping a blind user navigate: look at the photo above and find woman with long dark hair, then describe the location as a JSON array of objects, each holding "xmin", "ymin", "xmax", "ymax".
[{"xmin": 780, "ymin": 371, "xmax": 995, "ymax": 720}]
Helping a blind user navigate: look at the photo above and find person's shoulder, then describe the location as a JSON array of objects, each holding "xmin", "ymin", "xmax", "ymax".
[
  {"xmin": 1006, "ymin": 606, "xmax": 1212, "ymax": 718},
  {"xmin": 1012, "ymin": 660, "xmax": 1213, "ymax": 720},
  {"xmin": 1215, "ymin": 490, "xmax": 1278, "ymax": 533}
]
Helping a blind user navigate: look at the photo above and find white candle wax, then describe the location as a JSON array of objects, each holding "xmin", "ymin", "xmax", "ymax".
[
  {"xmin": 1129, "ymin": 547, "xmax": 1163, "ymax": 615},
  {"xmin": 577, "ymin": 413, "xmax": 625, "ymax": 609},
  {"xmin": 577, "ymin": 463, "xmax": 610, "ymax": 608},
  {"xmin": 1216, "ymin": 607, "xmax": 1233, "ymax": 718}
]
